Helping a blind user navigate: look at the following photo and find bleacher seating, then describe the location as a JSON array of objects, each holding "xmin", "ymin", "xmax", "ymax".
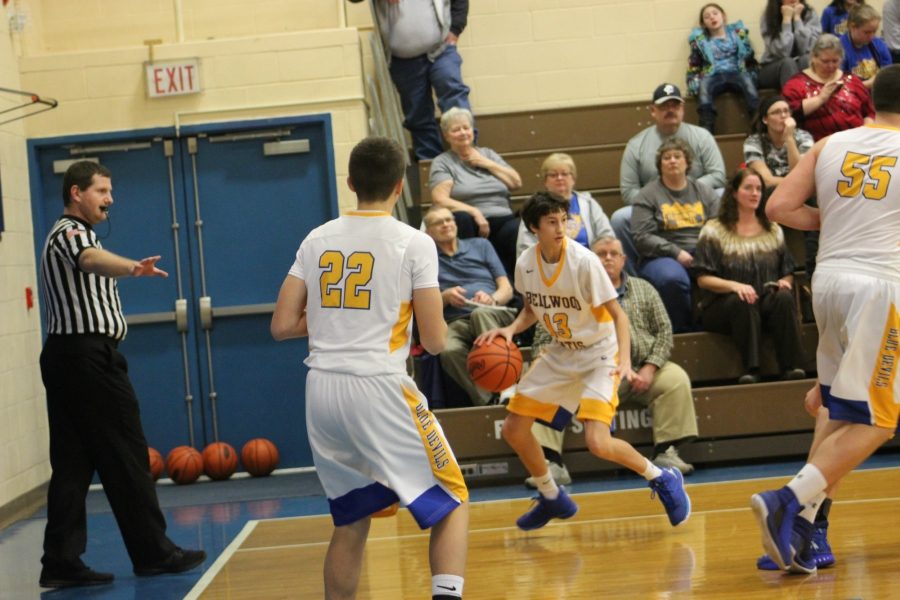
[{"xmin": 415, "ymin": 92, "xmax": 900, "ymax": 485}]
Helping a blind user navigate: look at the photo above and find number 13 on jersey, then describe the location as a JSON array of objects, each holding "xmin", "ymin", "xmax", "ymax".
[
  {"xmin": 319, "ymin": 250, "xmax": 374, "ymax": 309},
  {"xmin": 837, "ymin": 151, "xmax": 898, "ymax": 201}
]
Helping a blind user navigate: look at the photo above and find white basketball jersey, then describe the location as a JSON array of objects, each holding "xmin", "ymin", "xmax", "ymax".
[
  {"xmin": 815, "ymin": 124, "xmax": 900, "ymax": 279},
  {"xmin": 515, "ymin": 237, "xmax": 618, "ymax": 351},
  {"xmin": 290, "ymin": 211, "xmax": 439, "ymax": 376}
]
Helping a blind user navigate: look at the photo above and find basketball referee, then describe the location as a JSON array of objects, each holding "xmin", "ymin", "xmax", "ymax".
[{"xmin": 37, "ymin": 160, "xmax": 205, "ymax": 589}]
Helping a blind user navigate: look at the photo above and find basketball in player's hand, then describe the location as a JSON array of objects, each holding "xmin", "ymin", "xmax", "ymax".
[{"xmin": 467, "ymin": 337, "xmax": 523, "ymax": 392}]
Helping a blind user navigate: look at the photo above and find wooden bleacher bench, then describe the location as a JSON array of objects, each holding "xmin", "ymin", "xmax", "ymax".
[
  {"xmin": 413, "ymin": 92, "xmax": 753, "ymax": 209},
  {"xmin": 414, "ymin": 91, "xmax": 843, "ymax": 484},
  {"xmin": 429, "ymin": 323, "xmax": 833, "ymax": 485}
]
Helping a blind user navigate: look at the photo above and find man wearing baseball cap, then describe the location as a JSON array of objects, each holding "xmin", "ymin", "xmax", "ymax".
[{"xmin": 611, "ymin": 83, "xmax": 726, "ymax": 273}]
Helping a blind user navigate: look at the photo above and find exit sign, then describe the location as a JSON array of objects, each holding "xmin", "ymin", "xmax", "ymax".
[{"xmin": 146, "ymin": 58, "xmax": 201, "ymax": 98}]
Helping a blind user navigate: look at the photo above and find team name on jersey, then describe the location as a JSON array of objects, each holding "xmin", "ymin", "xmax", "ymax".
[
  {"xmin": 414, "ymin": 400, "xmax": 449, "ymax": 470},
  {"xmin": 555, "ymin": 340, "xmax": 586, "ymax": 350},
  {"xmin": 873, "ymin": 326, "xmax": 900, "ymax": 390},
  {"xmin": 525, "ymin": 291, "xmax": 582, "ymax": 311}
]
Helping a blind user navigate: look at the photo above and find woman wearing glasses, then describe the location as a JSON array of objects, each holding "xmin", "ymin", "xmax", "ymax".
[
  {"xmin": 515, "ymin": 152, "xmax": 613, "ymax": 256},
  {"xmin": 743, "ymin": 95, "xmax": 814, "ymax": 194}
]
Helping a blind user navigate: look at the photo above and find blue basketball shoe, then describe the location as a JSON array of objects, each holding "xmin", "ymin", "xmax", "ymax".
[
  {"xmin": 750, "ymin": 488, "xmax": 802, "ymax": 570},
  {"xmin": 757, "ymin": 519, "xmax": 835, "ymax": 570},
  {"xmin": 649, "ymin": 467, "xmax": 691, "ymax": 526},
  {"xmin": 516, "ymin": 487, "xmax": 578, "ymax": 531},
  {"xmin": 787, "ymin": 517, "xmax": 817, "ymax": 574}
]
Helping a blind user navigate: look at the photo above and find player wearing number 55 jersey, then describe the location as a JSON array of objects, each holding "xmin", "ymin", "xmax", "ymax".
[
  {"xmin": 475, "ymin": 192, "xmax": 691, "ymax": 532},
  {"xmin": 271, "ymin": 137, "xmax": 468, "ymax": 600},
  {"xmin": 752, "ymin": 65, "xmax": 900, "ymax": 575}
]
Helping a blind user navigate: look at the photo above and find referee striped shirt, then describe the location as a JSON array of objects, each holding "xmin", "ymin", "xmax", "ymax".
[{"xmin": 40, "ymin": 215, "xmax": 127, "ymax": 340}]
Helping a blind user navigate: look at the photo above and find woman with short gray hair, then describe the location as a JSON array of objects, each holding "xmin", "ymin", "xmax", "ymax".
[{"xmin": 429, "ymin": 107, "xmax": 523, "ymax": 277}]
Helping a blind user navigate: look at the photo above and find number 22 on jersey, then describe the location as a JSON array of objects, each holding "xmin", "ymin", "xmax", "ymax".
[
  {"xmin": 319, "ymin": 250, "xmax": 374, "ymax": 309},
  {"xmin": 837, "ymin": 151, "xmax": 898, "ymax": 201}
]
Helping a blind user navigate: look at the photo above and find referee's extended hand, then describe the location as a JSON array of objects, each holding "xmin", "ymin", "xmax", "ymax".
[{"xmin": 132, "ymin": 256, "xmax": 169, "ymax": 278}]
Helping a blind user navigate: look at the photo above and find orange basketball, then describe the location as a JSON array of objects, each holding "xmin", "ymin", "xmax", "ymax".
[
  {"xmin": 166, "ymin": 446, "xmax": 203, "ymax": 485},
  {"xmin": 147, "ymin": 447, "xmax": 164, "ymax": 481},
  {"xmin": 467, "ymin": 337, "xmax": 523, "ymax": 392},
  {"xmin": 241, "ymin": 438, "xmax": 279, "ymax": 477},
  {"xmin": 202, "ymin": 442, "xmax": 239, "ymax": 481},
  {"xmin": 372, "ymin": 502, "xmax": 399, "ymax": 518}
]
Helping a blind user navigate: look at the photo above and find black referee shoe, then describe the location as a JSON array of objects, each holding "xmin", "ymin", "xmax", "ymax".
[
  {"xmin": 134, "ymin": 547, "xmax": 206, "ymax": 576},
  {"xmin": 39, "ymin": 565, "xmax": 114, "ymax": 588}
]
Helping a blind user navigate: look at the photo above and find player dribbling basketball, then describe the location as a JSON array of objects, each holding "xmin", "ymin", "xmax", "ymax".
[{"xmin": 475, "ymin": 191, "xmax": 692, "ymax": 531}]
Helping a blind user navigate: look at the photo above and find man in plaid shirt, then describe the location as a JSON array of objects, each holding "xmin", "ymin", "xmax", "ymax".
[{"xmin": 528, "ymin": 235, "xmax": 698, "ymax": 484}]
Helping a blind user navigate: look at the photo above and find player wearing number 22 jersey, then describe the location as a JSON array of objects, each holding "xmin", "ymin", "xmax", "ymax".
[
  {"xmin": 272, "ymin": 137, "xmax": 468, "ymax": 600},
  {"xmin": 289, "ymin": 211, "xmax": 468, "ymax": 527}
]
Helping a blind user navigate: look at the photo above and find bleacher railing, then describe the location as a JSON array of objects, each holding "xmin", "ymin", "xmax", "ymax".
[{"xmin": 362, "ymin": 4, "xmax": 414, "ymax": 222}]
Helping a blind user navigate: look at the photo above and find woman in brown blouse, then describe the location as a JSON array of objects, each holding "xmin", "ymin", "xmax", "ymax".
[{"xmin": 693, "ymin": 168, "xmax": 806, "ymax": 384}]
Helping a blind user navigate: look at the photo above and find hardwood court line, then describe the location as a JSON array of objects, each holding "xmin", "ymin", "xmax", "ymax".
[
  {"xmin": 218, "ymin": 491, "xmax": 900, "ymax": 555},
  {"xmin": 184, "ymin": 467, "xmax": 900, "ymax": 597},
  {"xmin": 559, "ymin": 464, "xmax": 900, "ymax": 500},
  {"xmin": 184, "ymin": 519, "xmax": 259, "ymax": 600}
]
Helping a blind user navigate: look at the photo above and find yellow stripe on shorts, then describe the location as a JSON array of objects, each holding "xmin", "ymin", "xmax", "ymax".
[
  {"xmin": 577, "ymin": 397, "xmax": 617, "ymax": 426},
  {"xmin": 507, "ymin": 392, "xmax": 561, "ymax": 423},
  {"xmin": 868, "ymin": 303, "xmax": 900, "ymax": 428},
  {"xmin": 403, "ymin": 386, "xmax": 469, "ymax": 501}
]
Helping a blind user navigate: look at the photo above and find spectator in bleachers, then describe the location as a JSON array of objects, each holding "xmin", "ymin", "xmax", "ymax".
[
  {"xmin": 687, "ymin": 3, "xmax": 759, "ymax": 134},
  {"xmin": 782, "ymin": 33, "xmax": 875, "ymax": 141},
  {"xmin": 632, "ymin": 138, "xmax": 720, "ymax": 333},
  {"xmin": 693, "ymin": 168, "xmax": 806, "ymax": 384},
  {"xmin": 430, "ymin": 107, "xmax": 522, "ymax": 278},
  {"xmin": 744, "ymin": 95, "xmax": 817, "ymax": 275},
  {"xmin": 884, "ymin": 0, "xmax": 900, "ymax": 63},
  {"xmin": 822, "ymin": 0, "xmax": 864, "ymax": 35},
  {"xmin": 783, "ymin": 34, "xmax": 874, "ymax": 276},
  {"xmin": 743, "ymin": 95, "xmax": 814, "ymax": 194},
  {"xmin": 759, "ymin": 0, "xmax": 821, "ymax": 89},
  {"xmin": 528, "ymin": 235, "xmax": 699, "ymax": 485},
  {"xmin": 350, "ymin": 0, "xmax": 472, "ymax": 161},
  {"xmin": 615, "ymin": 83, "xmax": 725, "ymax": 275},
  {"xmin": 515, "ymin": 152, "xmax": 613, "ymax": 256},
  {"xmin": 424, "ymin": 206, "xmax": 518, "ymax": 406},
  {"xmin": 840, "ymin": 4, "xmax": 893, "ymax": 89}
]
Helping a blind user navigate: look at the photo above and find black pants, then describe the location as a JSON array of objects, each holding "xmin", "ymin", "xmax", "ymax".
[
  {"xmin": 453, "ymin": 211, "xmax": 520, "ymax": 280},
  {"xmin": 39, "ymin": 334, "xmax": 176, "ymax": 569},
  {"xmin": 700, "ymin": 289, "xmax": 805, "ymax": 372}
]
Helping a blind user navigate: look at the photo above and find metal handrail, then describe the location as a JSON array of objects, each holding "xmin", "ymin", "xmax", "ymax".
[{"xmin": 361, "ymin": 3, "xmax": 416, "ymax": 220}]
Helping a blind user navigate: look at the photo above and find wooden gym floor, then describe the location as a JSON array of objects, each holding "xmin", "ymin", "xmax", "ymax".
[{"xmin": 187, "ymin": 467, "xmax": 900, "ymax": 599}]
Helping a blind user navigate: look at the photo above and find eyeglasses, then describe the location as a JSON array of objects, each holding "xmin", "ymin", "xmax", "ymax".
[
  {"xmin": 545, "ymin": 171, "xmax": 573, "ymax": 179},
  {"xmin": 595, "ymin": 250, "xmax": 623, "ymax": 258},
  {"xmin": 766, "ymin": 108, "xmax": 791, "ymax": 116}
]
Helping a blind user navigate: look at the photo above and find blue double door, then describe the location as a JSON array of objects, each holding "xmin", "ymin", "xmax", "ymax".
[{"xmin": 29, "ymin": 115, "xmax": 338, "ymax": 468}]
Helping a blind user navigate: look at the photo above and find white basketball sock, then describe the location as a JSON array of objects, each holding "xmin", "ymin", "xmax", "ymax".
[
  {"xmin": 536, "ymin": 472, "xmax": 560, "ymax": 500},
  {"xmin": 786, "ymin": 464, "xmax": 828, "ymax": 505},
  {"xmin": 642, "ymin": 458, "xmax": 663, "ymax": 481}
]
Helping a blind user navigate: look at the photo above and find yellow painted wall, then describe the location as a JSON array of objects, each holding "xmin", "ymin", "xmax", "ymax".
[{"xmin": 0, "ymin": 7, "xmax": 50, "ymax": 510}]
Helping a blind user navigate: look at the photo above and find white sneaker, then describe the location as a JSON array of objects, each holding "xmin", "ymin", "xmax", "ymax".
[
  {"xmin": 524, "ymin": 460, "xmax": 572, "ymax": 488},
  {"xmin": 652, "ymin": 446, "xmax": 695, "ymax": 476}
]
